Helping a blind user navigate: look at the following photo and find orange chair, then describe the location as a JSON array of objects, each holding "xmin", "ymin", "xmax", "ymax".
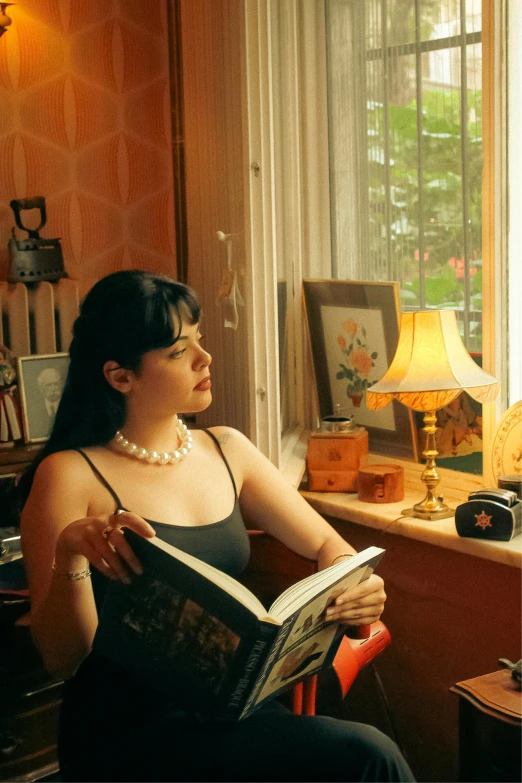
[{"xmin": 242, "ymin": 530, "xmax": 391, "ymax": 716}]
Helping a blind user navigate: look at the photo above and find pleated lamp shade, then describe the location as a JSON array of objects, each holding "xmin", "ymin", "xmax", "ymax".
[{"xmin": 366, "ymin": 310, "xmax": 500, "ymax": 413}]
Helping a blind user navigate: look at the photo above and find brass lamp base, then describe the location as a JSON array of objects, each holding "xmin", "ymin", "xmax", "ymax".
[
  {"xmin": 402, "ymin": 500, "xmax": 454, "ymax": 521},
  {"xmin": 402, "ymin": 410, "xmax": 455, "ymax": 522}
]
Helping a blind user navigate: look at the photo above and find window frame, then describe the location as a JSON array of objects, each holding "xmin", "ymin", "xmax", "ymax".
[
  {"xmin": 506, "ymin": 0, "xmax": 522, "ymax": 406},
  {"xmin": 358, "ymin": 3, "xmax": 483, "ymax": 348},
  {"xmin": 243, "ymin": 0, "xmax": 332, "ymax": 470},
  {"xmin": 244, "ymin": 0, "xmax": 512, "ymax": 489}
]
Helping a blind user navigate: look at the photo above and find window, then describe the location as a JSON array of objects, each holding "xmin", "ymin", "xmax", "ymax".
[
  {"xmin": 240, "ymin": 0, "xmax": 515, "ymax": 480},
  {"xmin": 326, "ymin": 0, "xmax": 483, "ymax": 353}
]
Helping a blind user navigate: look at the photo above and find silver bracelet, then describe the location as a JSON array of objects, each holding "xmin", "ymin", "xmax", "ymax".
[
  {"xmin": 329, "ymin": 552, "xmax": 355, "ymax": 567},
  {"xmin": 52, "ymin": 558, "xmax": 91, "ymax": 581}
]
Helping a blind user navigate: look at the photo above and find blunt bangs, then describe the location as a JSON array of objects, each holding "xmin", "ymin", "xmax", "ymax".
[
  {"xmin": 76, "ymin": 271, "xmax": 201, "ymax": 368},
  {"xmin": 144, "ymin": 279, "xmax": 201, "ymax": 352}
]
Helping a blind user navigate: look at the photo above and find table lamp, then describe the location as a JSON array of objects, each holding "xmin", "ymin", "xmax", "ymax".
[{"xmin": 366, "ymin": 310, "xmax": 500, "ymax": 521}]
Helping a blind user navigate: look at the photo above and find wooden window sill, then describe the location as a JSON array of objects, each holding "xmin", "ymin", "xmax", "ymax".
[{"xmin": 281, "ymin": 430, "xmax": 522, "ymax": 569}]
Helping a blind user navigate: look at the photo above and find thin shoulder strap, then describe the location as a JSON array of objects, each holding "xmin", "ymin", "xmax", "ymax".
[
  {"xmin": 202, "ymin": 429, "xmax": 238, "ymax": 499},
  {"xmin": 75, "ymin": 449, "xmax": 124, "ymax": 512}
]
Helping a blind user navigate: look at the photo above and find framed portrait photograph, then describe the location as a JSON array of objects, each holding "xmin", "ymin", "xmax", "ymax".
[
  {"xmin": 17, "ymin": 353, "xmax": 70, "ymax": 444},
  {"xmin": 302, "ymin": 279, "xmax": 417, "ymax": 460}
]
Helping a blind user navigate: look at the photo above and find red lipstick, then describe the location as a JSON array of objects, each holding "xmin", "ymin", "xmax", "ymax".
[{"xmin": 194, "ymin": 376, "xmax": 211, "ymax": 391}]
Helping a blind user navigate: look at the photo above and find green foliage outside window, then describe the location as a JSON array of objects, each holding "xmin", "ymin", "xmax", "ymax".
[{"xmin": 367, "ymin": 85, "xmax": 482, "ymax": 346}]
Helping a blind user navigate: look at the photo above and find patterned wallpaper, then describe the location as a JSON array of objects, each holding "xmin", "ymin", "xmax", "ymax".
[{"xmin": 0, "ymin": 0, "xmax": 177, "ymax": 280}]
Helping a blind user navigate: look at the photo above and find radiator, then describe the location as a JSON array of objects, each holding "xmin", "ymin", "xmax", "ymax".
[{"xmin": 0, "ymin": 279, "xmax": 97, "ymax": 357}]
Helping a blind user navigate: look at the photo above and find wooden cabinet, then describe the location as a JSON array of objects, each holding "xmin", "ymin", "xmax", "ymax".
[
  {"xmin": 0, "ymin": 601, "xmax": 62, "ymax": 782},
  {"xmin": 0, "ymin": 444, "xmax": 40, "ymax": 479},
  {"xmin": 0, "ymin": 445, "xmax": 56, "ymax": 782}
]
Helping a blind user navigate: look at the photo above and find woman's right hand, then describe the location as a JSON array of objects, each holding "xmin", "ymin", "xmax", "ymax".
[{"xmin": 54, "ymin": 512, "xmax": 156, "ymax": 584}]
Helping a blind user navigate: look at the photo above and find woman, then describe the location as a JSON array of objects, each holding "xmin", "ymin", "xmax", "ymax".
[{"xmin": 19, "ymin": 270, "xmax": 414, "ymax": 782}]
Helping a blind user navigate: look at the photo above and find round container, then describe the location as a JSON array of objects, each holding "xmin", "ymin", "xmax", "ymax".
[
  {"xmin": 320, "ymin": 416, "xmax": 357, "ymax": 434},
  {"xmin": 497, "ymin": 474, "xmax": 522, "ymax": 500},
  {"xmin": 357, "ymin": 464, "xmax": 404, "ymax": 503}
]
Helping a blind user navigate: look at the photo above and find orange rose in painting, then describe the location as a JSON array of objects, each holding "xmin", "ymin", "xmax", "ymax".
[
  {"xmin": 351, "ymin": 349, "xmax": 373, "ymax": 377},
  {"xmin": 342, "ymin": 319, "xmax": 358, "ymax": 337},
  {"xmin": 335, "ymin": 319, "xmax": 378, "ymax": 403}
]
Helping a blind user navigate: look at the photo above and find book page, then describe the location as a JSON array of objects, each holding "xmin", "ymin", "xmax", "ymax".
[
  {"xmin": 148, "ymin": 535, "xmax": 270, "ymax": 618},
  {"xmin": 252, "ymin": 622, "xmax": 340, "ymax": 706},
  {"xmin": 243, "ymin": 549, "xmax": 384, "ymax": 715},
  {"xmin": 274, "ymin": 567, "xmax": 372, "ymax": 650},
  {"xmin": 269, "ymin": 547, "xmax": 385, "ymax": 619}
]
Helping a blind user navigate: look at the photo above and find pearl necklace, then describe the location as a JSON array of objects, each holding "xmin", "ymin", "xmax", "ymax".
[{"xmin": 112, "ymin": 420, "xmax": 192, "ymax": 465}]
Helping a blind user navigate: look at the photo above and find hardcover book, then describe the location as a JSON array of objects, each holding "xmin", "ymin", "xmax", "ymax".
[{"xmin": 93, "ymin": 530, "xmax": 384, "ymax": 722}]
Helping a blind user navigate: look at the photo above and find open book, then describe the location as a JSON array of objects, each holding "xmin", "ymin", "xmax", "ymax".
[{"xmin": 93, "ymin": 530, "xmax": 384, "ymax": 722}]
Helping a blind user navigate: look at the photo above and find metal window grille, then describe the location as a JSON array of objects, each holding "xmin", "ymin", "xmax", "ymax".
[{"xmin": 326, "ymin": 0, "xmax": 483, "ymax": 353}]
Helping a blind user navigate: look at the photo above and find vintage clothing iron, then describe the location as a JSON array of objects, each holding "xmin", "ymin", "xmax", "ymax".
[{"xmin": 8, "ymin": 197, "xmax": 67, "ymax": 284}]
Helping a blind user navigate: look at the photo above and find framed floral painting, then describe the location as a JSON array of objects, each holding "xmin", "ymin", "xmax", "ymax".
[{"xmin": 302, "ymin": 280, "xmax": 418, "ymax": 459}]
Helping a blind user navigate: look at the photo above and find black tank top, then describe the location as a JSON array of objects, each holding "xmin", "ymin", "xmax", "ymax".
[{"xmin": 76, "ymin": 428, "xmax": 251, "ymax": 610}]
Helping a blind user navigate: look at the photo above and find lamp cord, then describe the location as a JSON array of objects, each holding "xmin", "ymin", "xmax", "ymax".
[{"xmin": 379, "ymin": 514, "xmax": 410, "ymax": 536}]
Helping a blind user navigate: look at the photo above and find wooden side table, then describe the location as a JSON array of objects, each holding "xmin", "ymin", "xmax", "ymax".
[{"xmin": 451, "ymin": 669, "xmax": 522, "ymax": 782}]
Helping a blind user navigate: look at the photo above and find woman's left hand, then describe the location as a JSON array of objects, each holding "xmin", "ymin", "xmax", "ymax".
[{"xmin": 324, "ymin": 574, "xmax": 386, "ymax": 626}]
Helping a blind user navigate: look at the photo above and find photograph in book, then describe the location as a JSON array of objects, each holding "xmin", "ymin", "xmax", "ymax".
[
  {"xmin": 120, "ymin": 578, "xmax": 241, "ymax": 694},
  {"xmin": 94, "ymin": 530, "xmax": 385, "ymax": 722}
]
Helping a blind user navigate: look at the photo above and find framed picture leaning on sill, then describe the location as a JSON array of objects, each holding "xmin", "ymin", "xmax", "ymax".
[
  {"xmin": 17, "ymin": 353, "xmax": 70, "ymax": 444},
  {"xmin": 302, "ymin": 279, "xmax": 417, "ymax": 460},
  {"xmin": 413, "ymin": 353, "xmax": 484, "ymax": 476}
]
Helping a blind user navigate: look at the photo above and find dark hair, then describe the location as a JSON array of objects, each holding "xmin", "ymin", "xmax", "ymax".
[{"xmin": 17, "ymin": 270, "xmax": 200, "ymax": 505}]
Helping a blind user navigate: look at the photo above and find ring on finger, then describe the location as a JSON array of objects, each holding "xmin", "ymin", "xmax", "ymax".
[{"xmin": 102, "ymin": 525, "xmax": 115, "ymax": 540}]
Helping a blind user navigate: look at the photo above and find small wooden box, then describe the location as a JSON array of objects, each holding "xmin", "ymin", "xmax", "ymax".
[
  {"xmin": 357, "ymin": 464, "xmax": 404, "ymax": 503},
  {"xmin": 306, "ymin": 428, "xmax": 369, "ymax": 492}
]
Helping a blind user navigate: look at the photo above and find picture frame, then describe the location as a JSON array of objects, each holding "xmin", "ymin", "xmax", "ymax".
[
  {"xmin": 491, "ymin": 398, "xmax": 522, "ymax": 481},
  {"xmin": 302, "ymin": 279, "xmax": 417, "ymax": 460},
  {"xmin": 17, "ymin": 353, "xmax": 70, "ymax": 444},
  {"xmin": 414, "ymin": 353, "xmax": 484, "ymax": 475}
]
